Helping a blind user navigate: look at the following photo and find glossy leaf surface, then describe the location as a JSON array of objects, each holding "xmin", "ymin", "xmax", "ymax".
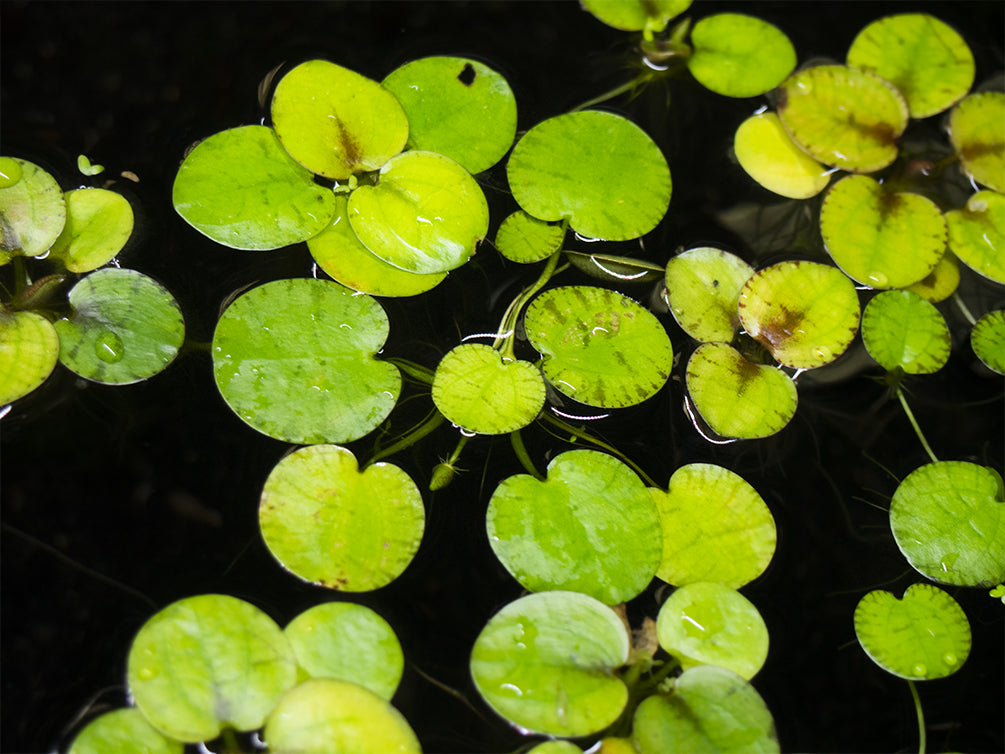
[
  {"xmin": 382, "ymin": 56, "xmax": 517, "ymax": 174},
  {"xmin": 126, "ymin": 594, "xmax": 297, "ymax": 742},
  {"xmin": 172, "ymin": 125, "xmax": 337, "ymax": 250},
  {"xmin": 820, "ymin": 174, "xmax": 947, "ymax": 288},
  {"xmin": 260, "ymin": 445, "xmax": 424, "ymax": 591},
  {"xmin": 890, "ymin": 461, "xmax": 1005, "ymax": 586},
  {"xmin": 733, "ymin": 112, "xmax": 831, "ymax": 199},
  {"xmin": 971, "ymin": 309, "xmax": 1005, "ymax": 374},
  {"xmin": 349, "ymin": 150, "xmax": 488, "ymax": 274},
  {"xmin": 854, "ymin": 583, "xmax": 971, "ymax": 680},
  {"xmin": 264, "ymin": 679, "xmax": 421, "ymax": 754},
  {"xmin": 949, "ymin": 92, "xmax": 1005, "ymax": 193},
  {"xmin": 0, "ymin": 310, "xmax": 59, "ymax": 404},
  {"xmin": 432, "ymin": 344, "xmax": 545, "ymax": 435},
  {"xmin": 664, "ymin": 247, "xmax": 753, "ymax": 343},
  {"xmin": 685, "ymin": 343, "xmax": 797, "ymax": 440},
  {"xmin": 0, "ymin": 157, "xmax": 66, "ymax": 259},
  {"xmin": 905, "ymin": 251, "xmax": 959, "ymax": 302},
  {"xmin": 68, "ymin": 708, "xmax": 183, "ymax": 754},
  {"xmin": 507, "ymin": 110, "xmax": 671, "ymax": 241},
  {"xmin": 738, "ymin": 260, "xmax": 860, "ymax": 369},
  {"xmin": 688, "ymin": 14, "xmax": 796, "ymax": 98},
  {"xmin": 861, "ymin": 290, "xmax": 950, "ymax": 374},
  {"xmin": 945, "ymin": 190, "xmax": 1005, "ymax": 283},
  {"xmin": 652, "ymin": 463, "xmax": 776, "ymax": 588},
  {"xmin": 469, "ymin": 590, "xmax": 630, "ymax": 737},
  {"xmin": 633, "ymin": 666, "xmax": 779, "ymax": 754},
  {"xmin": 487, "ymin": 450, "xmax": 662, "ymax": 605},
  {"xmin": 270, "ymin": 59, "xmax": 409, "ymax": 179},
  {"xmin": 212, "ymin": 278, "xmax": 400, "ymax": 444},
  {"xmin": 524, "ymin": 286, "xmax": 673, "ymax": 408},
  {"xmin": 656, "ymin": 582, "xmax": 769, "ymax": 680},
  {"xmin": 846, "ymin": 13, "xmax": 974, "ymax": 118},
  {"xmin": 48, "ymin": 188, "xmax": 134, "ymax": 272},
  {"xmin": 777, "ymin": 65, "xmax": 908, "ymax": 173},
  {"xmin": 495, "ymin": 210, "xmax": 564, "ymax": 264}
]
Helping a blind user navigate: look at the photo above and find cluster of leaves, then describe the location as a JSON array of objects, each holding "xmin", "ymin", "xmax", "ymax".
[{"xmin": 0, "ymin": 156, "xmax": 185, "ymax": 402}]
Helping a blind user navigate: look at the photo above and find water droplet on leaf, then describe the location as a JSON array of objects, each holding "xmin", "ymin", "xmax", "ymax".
[{"xmin": 94, "ymin": 331, "xmax": 125, "ymax": 363}]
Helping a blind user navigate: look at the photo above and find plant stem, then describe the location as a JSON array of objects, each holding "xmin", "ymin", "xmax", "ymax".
[
  {"xmin": 366, "ymin": 409, "xmax": 446, "ymax": 467},
  {"xmin": 908, "ymin": 679, "xmax": 926, "ymax": 754},
  {"xmin": 540, "ymin": 411, "xmax": 658, "ymax": 487},
  {"xmin": 510, "ymin": 429, "xmax": 544, "ymax": 480},
  {"xmin": 896, "ymin": 387, "xmax": 939, "ymax": 464},
  {"xmin": 570, "ymin": 73, "xmax": 651, "ymax": 112},
  {"xmin": 494, "ymin": 247, "xmax": 563, "ymax": 360},
  {"xmin": 385, "ymin": 357, "xmax": 435, "ymax": 385},
  {"xmin": 951, "ymin": 291, "xmax": 978, "ymax": 326}
]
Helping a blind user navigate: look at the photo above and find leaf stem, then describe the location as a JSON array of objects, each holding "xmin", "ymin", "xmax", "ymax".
[
  {"xmin": 896, "ymin": 388, "xmax": 939, "ymax": 464},
  {"xmin": 908, "ymin": 679, "xmax": 926, "ymax": 754},
  {"xmin": 385, "ymin": 357, "xmax": 436, "ymax": 385},
  {"xmin": 951, "ymin": 291, "xmax": 978, "ymax": 326},
  {"xmin": 366, "ymin": 409, "xmax": 446, "ymax": 467},
  {"xmin": 540, "ymin": 411, "xmax": 658, "ymax": 487},
  {"xmin": 510, "ymin": 428, "xmax": 544, "ymax": 480},
  {"xmin": 494, "ymin": 246, "xmax": 564, "ymax": 359},
  {"xmin": 570, "ymin": 73, "xmax": 652, "ymax": 112}
]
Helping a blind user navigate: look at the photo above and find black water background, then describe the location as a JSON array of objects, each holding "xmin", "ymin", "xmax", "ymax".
[{"xmin": 2, "ymin": 2, "xmax": 1003, "ymax": 752}]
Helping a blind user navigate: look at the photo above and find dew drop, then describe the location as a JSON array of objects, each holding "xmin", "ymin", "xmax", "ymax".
[
  {"xmin": 912, "ymin": 663, "xmax": 926, "ymax": 677},
  {"xmin": 866, "ymin": 272, "xmax": 888, "ymax": 288},
  {"xmin": 94, "ymin": 331, "xmax": 125, "ymax": 363},
  {"xmin": 813, "ymin": 345, "xmax": 832, "ymax": 361},
  {"xmin": 137, "ymin": 667, "xmax": 158, "ymax": 680},
  {"xmin": 0, "ymin": 157, "xmax": 23, "ymax": 188},
  {"xmin": 943, "ymin": 652, "xmax": 958, "ymax": 666}
]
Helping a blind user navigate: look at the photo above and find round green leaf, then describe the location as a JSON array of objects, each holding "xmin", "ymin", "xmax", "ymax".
[
  {"xmin": 212, "ymin": 278, "xmax": 400, "ymax": 444},
  {"xmin": 820, "ymin": 174, "xmax": 947, "ymax": 289},
  {"xmin": 48, "ymin": 188, "xmax": 134, "ymax": 272},
  {"xmin": 889, "ymin": 461, "xmax": 1005, "ymax": 587},
  {"xmin": 946, "ymin": 190, "xmax": 1005, "ymax": 283},
  {"xmin": 126, "ymin": 594, "xmax": 298, "ymax": 743},
  {"xmin": 431, "ymin": 344, "xmax": 546, "ymax": 435},
  {"xmin": 0, "ymin": 310, "xmax": 59, "ymax": 404},
  {"xmin": 685, "ymin": 343, "xmax": 797, "ymax": 440},
  {"xmin": 507, "ymin": 110, "xmax": 671, "ymax": 241},
  {"xmin": 54, "ymin": 268, "xmax": 185, "ymax": 385},
  {"xmin": 0, "ymin": 157, "xmax": 66, "ymax": 259},
  {"xmin": 495, "ymin": 210, "xmax": 565, "ymax": 264},
  {"xmin": 264, "ymin": 679, "xmax": 421, "ymax": 754},
  {"xmin": 382, "ymin": 56, "xmax": 517, "ymax": 175},
  {"xmin": 523, "ymin": 285, "xmax": 673, "ymax": 408},
  {"xmin": 172, "ymin": 125, "xmax": 338, "ymax": 250},
  {"xmin": 270, "ymin": 59, "xmax": 409, "ymax": 180},
  {"xmin": 633, "ymin": 666, "xmax": 779, "ymax": 754},
  {"xmin": 733, "ymin": 112, "xmax": 831, "ymax": 199},
  {"xmin": 664, "ymin": 247, "xmax": 753, "ymax": 343},
  {"xmin": 905, "ymin": 251, "xmax": 960, "ymax": 302},
  {"xmin": 580, "ymin": 0, "xmax": 691, "ymax": 34},
  {"xmin": 68, "ymin": 708, "xmax": 183, "ymax": 754},
  {"xmin": 847, "ymin": 14, "xmax": 975, "ymax": 119},
  {"xmin": 284, "ymin": 602, "xmax": 404, "ymax": 700},
  {"xmin": 651, "ymin": 463, "xmax": 776, "ymax": 588},
  {"xmin": 349, "ymin": 150, "xmax": 488, "ymax": 274},
  {"xmin": 854, "ymin": 583, "xmax": 971, "ymax": 680},
  {"xmin": 528, "ymin": 742, "xmax": 584, "ymax": 754},
  {"xmin": 469, "ymin": 590, "xmax": 631, "ymax": 737},
  {"xmin": 656, "ymin": 582, "xmax": 769, "ymax": 680},
  {"xmin": 861, "ymin": 290, "xmax": 950, "ymax": 374},
  {"xmin": 971, "ymin": 309, "xmax": 1005, "ymax": 374},
  {"xmin": 487, "ymin": 449, "xmax": 662, "ymax": 605},
  {"xmin": 687, "ymin": 14, "xmax": 796, "ymax": 98},
  {"xmin": 260, "ymin": 445, "xmax": 424, "ymax": 592},
  {"xmin": 777, "ymin": 65, "xmax": 909, "ymax": 173},
  {"xmin": 307, "ymin": 195, "xmax": 446, "ymax": 297},
  {"xmin": 738, "ymin": 260, "xmax": 860, "ymax": 369},
  {"xmin": 949, "ymin": 92, "xmax": 1005, "ymax": 193}
]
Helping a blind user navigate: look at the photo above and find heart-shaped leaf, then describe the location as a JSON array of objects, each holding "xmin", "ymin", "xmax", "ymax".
[
  {"xmin": 67, "ymin": 708, "xmax": 182, "ymax": 754},
  {"xmin": 469, "ymin": 590, "xmax": 630, "ymax": 737},
  {"xmin": 495, "ymin": 210, "xmax": 565, "ymax": 264},
  {"xmin": 656, "ymin": 582, "xmax": 769, "ymax": 680},
  {"xmin": 431, "ymin": 344, "xmax": 545, "ymax": 435},
  {"xmin": 971, "ymin": 309, "xmax": 1005, "ymax": 375},
  {"xmin": 212, "ymin": 278, "xmax": 400, "ymax": 444},
  {"xmin": 733, "ymin": 112, "xmax": 831, "ymax": 199},
  {"xmin": 0, "ymin": 157, "xmax": 66, "ymax": 260},
  {"xmin": 949, "ymin": 92, "xmax": 1005, "ymax": 193},
  {"xmin": 47, "ymin": 188, "xmax": 134, "ymax": 273},
  {"xmin": 854, "ymin": 583, "xmax": 971, "ymax": 680},
  {"xmin": 260, "ymin": 445, "xmax": 424, "ymax": 592},
  {"xmin": 487, "ymin": 449, "xmax": 662, "ymax": 605},
  {"xmin": 507, "ymin": 110, "xmax": 671, "ymax": 241},
  {"xmin": 55, "ymin": 268, "xmax": 185, "ymax": 385},
  {"xmin": 580, "ymin": 0, "xmax": 691, "ymax": 34},
  {"xmin": 861, "ymin": 290, "xmax": 950, "ymax": 374},
  {"xmin": 685, "ymin": 343, "xmax": 797, "ymax": 440},
  {"xmin": 847, "ymin": 13, "xmax": 975, "ymax": 118},
  {"xmin": 664, "ymin": 247, "xmax": 753, "ymax": 343},
  {"xmin": 270, "ymin": 59, "xmax": 409, "ymax": 180},
  {"xmin": 820, "ymin": 174, "xmax": 947, "ymax": 289},
  {"xmin": 349, "ymin": 150, "xmax": 488, "ymax": 274},
  {"xmin": 382, "ymin": 56, "xmax": 517, "ymax": 175},
  {"xmin": 523, "ymin": 285, "xmax": 673, "ymax": 408},
  {"xmin": 173, "ymin": 125, "xmax": 338, "ymax": 250},
  {"xmin": 651, "ymin": 463, "xmax": 776, "ymax": 588},
  {"xmin": 264, "ymin": 679, "xmax": 420, "ymax": 754},
  {"xmin": 946, "ymin": 190, "xmax": 1005, "ymax": 284},
  {"xmin": 127, "ymin": 594, "xmax": 298, "ymax": 742},
  {"xmin": 687, "ymin": 14, "xmax": 796, "ymax": 98},
  {"xmin": 0, "ymin": 310, "xmax": 60, "ymax": 404},
  {"xmin": 284, "ymin": 602, "xmax": 403, "ymax": 700},
  {"xmin": 889, "ymin": 461, "xmax": 1005, "ymax": 587},
  {"xmin": 738, "ymin": 260, "xmax": 860, "ymax": 369},
  {"xmin": 777, "ymin": 65, "xmax": 909, "ymax": 173}
]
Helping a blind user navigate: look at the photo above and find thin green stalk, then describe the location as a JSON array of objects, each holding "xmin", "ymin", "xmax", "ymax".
[
  {"xmin": 951, "ymin": 291, "xmax": 978, "ymax": 326},
  {"xmin": 570, "ymin": 73, "xmax": 651, "ymax": 112},
  {"xmin": 494, "ymin": 247, "xmax": 564, "ymax": 359},
  {"xmin": 908, "ymin": 679, "xmax": 926, "ymax": 754},
  {"xmin": 896, "ymin": 388, "xmax": 939, "ymax": 464},
  {"xmin": 540, "ymin": 411, "xmax": 658, "ymax": 488},
  {"xmin": 366, "ymin": 410, "xmax": 446, "ymax": 467},
  {"xmin": 510, "ymin": 429, "xmax": 544, "ymax": 480},
  {"xmin": 385, "ymin": 357, "xmax": 436, "ymax": 385}
]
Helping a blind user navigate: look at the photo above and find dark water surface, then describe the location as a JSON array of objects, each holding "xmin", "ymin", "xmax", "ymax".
[{"xmin": 2, "ymin": 2, "xmax": 1003, "ymax": 752}]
